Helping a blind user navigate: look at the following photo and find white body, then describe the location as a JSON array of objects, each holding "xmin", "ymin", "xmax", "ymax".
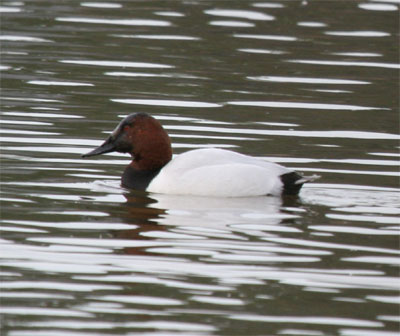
[{"xmin": 147, "ymin": 148, "xmax": 292, "ymax": 197}]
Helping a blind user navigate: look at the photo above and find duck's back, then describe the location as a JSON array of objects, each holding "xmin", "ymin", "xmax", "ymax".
[{"xmin": 147, "ymin": 148, "xmax": 292, "ymax": 197}]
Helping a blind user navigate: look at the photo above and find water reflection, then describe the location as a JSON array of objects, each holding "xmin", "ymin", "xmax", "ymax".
[
  {"xmin": 288, "ymin": 59, "xmax": 400, "ymax": 69},
  {"xmin": 80, "ymin": 2, "xmax": 122, "ymax": 9},
  {"xmin": 114, "ymin": 34, "xmax": 201, "ymax": 40},
  {"xmin": 2, "ymin": 0, "xmax": 399, "ymax": 335},
  {"xmin": 28, "ymin": 80, "xmax": 94, "ymax": 86},
  {"xmin": 113, "ymin": 190, "xmax": 308, "ymax": 258},
  {"xmin": 0, "ymin": 35, "xmax": 52, "ymax": 42},
  {"xmin": 358, "ymin": 3, "xmax": 399, "ymax": 11},
  {"xmin": 112, "ymin": 98, "xmax": 221, "ymax": 108},
  {"xmin": 204, "ymin": 9, "xmax": 275, "ymax": 21},
  {"xmin": 60, "ymin": 59, "xmax": 174, "ymax": 68},
  {"xmin": 247, "ymin": 76, "xmax": 370, "ymax": 85},
  {"xmin": 234, "ymin": 33, "xmax": 298, "ymax": 41},
  {"xmin": 56, "ymin": 17, "xmax": 171, "ymax": 26}
]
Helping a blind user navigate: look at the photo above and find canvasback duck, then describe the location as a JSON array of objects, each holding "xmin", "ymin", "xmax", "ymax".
[{"xmin": 82, "ymin": 113, "xmax": 319, "ymax": 197}]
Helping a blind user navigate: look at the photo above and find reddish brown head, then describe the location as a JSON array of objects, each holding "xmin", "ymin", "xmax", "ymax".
[{"xmin": 82, "ymin": 113, "xmax": 172, "ymax": 170}]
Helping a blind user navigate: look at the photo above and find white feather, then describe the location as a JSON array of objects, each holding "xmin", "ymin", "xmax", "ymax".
[{"xmin": 147, "ymin": 148, "xmax": 292, "ymax": 197}]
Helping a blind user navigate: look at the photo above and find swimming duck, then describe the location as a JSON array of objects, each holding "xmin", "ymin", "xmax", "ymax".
[{"xmin": 82, "ymin": 113, "xmax": 318, "ymax": 197}]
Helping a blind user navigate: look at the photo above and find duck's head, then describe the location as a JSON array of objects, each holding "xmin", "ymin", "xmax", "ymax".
[{"xmin": 82, "ymin": 113, "xmax": 172, "ymax": 170}]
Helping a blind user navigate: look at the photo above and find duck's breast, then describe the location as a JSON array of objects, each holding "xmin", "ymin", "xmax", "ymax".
[{"xmin": 147, "ymin": 148, "xmax": 291, "ymax": 197}]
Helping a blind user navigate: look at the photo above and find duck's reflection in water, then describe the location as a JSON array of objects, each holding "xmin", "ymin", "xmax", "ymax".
[
  {"xmin": 114, "ymin": 190, "xmax": 303, "ymax": 256},
  {"xmin": 113, "ymin": 191, "xmax": 165, "ymax": 255}
]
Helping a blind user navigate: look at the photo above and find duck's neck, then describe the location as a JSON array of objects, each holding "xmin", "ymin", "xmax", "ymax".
[
  {"xmin": 122, "ymin": 147, "xmax": 172, "ymax": 190},
  {"xmin": 130, "ymin": 140, "xmax": 172, "ymax": 171},
  {"xmin": 122, "ymin": 165, "xmax": 162, "ymax": 190}
]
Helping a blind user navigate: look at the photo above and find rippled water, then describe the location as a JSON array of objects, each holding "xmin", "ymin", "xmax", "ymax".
[{"xmin": 1, "ymin": 1, "xmax": 399, "ymax": 335}]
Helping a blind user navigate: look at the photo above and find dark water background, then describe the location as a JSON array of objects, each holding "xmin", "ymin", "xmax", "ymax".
[{"xmin": 1, "ymin": 1, "xmax": 399, "ymax": 335}]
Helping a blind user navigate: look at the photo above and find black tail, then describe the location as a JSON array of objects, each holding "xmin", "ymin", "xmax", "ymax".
[{"xmin": 280, "ymin": 172, "xmax": 320, "ymax": 195}]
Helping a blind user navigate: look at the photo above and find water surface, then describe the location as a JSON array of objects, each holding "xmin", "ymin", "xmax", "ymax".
[{"xmin": 1, "ymin": 1, "xmax": 399, "ymax": 335}]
